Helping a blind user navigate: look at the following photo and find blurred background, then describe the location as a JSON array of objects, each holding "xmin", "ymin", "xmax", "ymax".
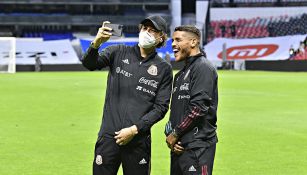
[{"xmin": 0, "ymin": 0, "xmax": 306, "ymax": 72}]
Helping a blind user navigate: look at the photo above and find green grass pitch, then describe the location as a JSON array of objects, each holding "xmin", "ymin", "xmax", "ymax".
[{"xmin": 1, "ymin": 71, "xmax": 307, "ymax": 175}]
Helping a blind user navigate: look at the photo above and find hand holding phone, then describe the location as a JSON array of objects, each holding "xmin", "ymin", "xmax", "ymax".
[
  {"xmin": 92, "ymin": 21, "xmax": 113, "ymax": 48},
  {"xmin": 104, "ymin": 23, "xmax": 123, "ymax": 37}
]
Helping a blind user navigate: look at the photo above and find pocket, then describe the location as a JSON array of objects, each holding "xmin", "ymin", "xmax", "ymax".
[
  {"xmin": 94, "ymin": 136, "xmax": 104, "ymax": 149},
  {"xmin": 94, "ymin": 137, "xmax": 120, "ymax": 165},
  {"xmin": 94, "ymin": 136, "xmax": 105, "ymax": 155},
  {"xmin": 141, "ymin": 135, "xmax": 151, "ymax": 156},
  {"xmin": 97, "ymin": 136, "xmax": 104, "ymax": 143}
]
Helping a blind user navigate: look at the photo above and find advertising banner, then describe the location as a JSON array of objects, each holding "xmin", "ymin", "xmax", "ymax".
[{"xmin": 0, "ymin": 39, "xmax": 80, "ymax": 65}]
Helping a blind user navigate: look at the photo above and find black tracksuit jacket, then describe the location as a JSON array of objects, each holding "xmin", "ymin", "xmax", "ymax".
[
  {"xmin": 81, "ymin": 44, "xmax": 173, "ymax": 144},
  {"xmin": 170, "ymin": 53, "xmax": 218, "ymax": 149}
]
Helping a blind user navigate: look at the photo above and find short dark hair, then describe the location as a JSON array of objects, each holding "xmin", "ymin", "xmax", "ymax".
[{"xmin": 174, "ymin": 25, "xmax": 201, "ymax": 40}]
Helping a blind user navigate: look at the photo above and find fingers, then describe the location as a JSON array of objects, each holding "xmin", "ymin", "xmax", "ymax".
[
  {"xmin": 115, "ymin": 136, "xmax": 130, "ymax": 145},
  {"xmin": 98, "ymin": 27, "xmax": 112, "ymax": 37},
  {"xmin": 114, "ymin": 128, "xmax": 135, "ymax": 146},
  {"xmin": 166, "ymin": 139, "xmax": 184, "ymax": 154},
  {"xmin": 172, "ymin": 142, "xmax": 184, "ymax": 155},
  {"xmin": 102, "ymin": 21, "xmax": 112, "ymax": 34},
  {"xmin": 116, "ymin": 138, "xmax": 121, "ymax": 144},
  {"xmin": 116, "ymin": 138, "xmax": 126, "ymax": 145},
  {"xmin": 173, "ymin": 143, "xmax": 184, "ymax": 151},
  {"xmin": 115, "ymin": 132, "xmax": 124, "ymax": 145},
  {"xmin": 114, "ymin": 131, "xmax": 120, "ymax": 139},
  {"xmin": 98, "ymin": 21, "xmax": 112, "ymax": 37},
  {"xmin": 92, "ymin": 21, "xmax": 113, "ymax": 47},
  {"xmin": 102, "ymin": 21, "xmax": 110, "ymax": 27},
  {"xmin": 173, "ymin": 148, "xmax": 184, "ymax": 155}
]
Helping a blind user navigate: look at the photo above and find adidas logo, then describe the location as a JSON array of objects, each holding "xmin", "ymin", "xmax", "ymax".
[
  {"xmin": 139, "ymin": 158, "xmax": 147, "ymax": 165},
  {"xmin": 188, "ymin": 165, "xmax": 196, "ymax": 172},
  {"xmin": 122, "ymin": 59, "xmax": 129, "ymax": 64}
]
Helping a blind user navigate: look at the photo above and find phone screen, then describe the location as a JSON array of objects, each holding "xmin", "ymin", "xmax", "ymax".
[{"xmin": 104, "ymin": 23, "xmax": 123, "ymax": 37}]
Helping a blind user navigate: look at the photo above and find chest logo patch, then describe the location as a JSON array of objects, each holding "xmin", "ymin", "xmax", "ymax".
[
  {"xmin": 147, "ymin": 65, "xmax": 158, "ymax": 76},
  {"xmin": 95, "ymin": 155, "xmax": 103, "ymax": 165},
  {"xmin": 122, "ymin": 59, "xmax": 129, "ymax": 64},
  {"xmin": 116, "ymin": 67, "xmax": 132, "ymax": 77}
]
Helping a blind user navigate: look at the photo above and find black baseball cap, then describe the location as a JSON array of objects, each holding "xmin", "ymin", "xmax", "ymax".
[{"xmin": 140, "ymin": 15, "xmax": 167, "ymax": 33}]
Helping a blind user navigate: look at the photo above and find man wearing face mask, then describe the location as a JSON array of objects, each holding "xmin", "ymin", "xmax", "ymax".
[{"xmin": 81, "ymin": 15, "xmax": 173, "ymax": 175}]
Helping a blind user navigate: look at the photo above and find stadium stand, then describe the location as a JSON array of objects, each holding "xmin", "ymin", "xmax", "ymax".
[
  {"xmin": 209, "ymin": 17, "xmax": 271, "ymax": 40},
  {"xmin": 289, "ymin": 37, "xmax": 307, "ymax": 60},
  {"xmin": 0, "ymin": 0, "xmax": 305, "ymax": 40},
  {"xmin": 212, "ymin": 0, "xmax": 307, "ymax": 7},
  {"xmin": 1, "ymin": 0, "xmax": 306, "ymax": 72},
  {"xmin": 268, "ymin": 13, "xmax": 307, "ymax": 37},
  {"xmin": 0, "ymin": 0, "xmax": 171, "ymax": 38},
  {"xmin": 208, "ymin": 13, "xmax": 307, "ymax": 41}
]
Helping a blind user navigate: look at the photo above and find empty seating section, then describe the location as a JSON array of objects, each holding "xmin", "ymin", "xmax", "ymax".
[
  {"xmin": 209, "ymin": 17, "xmax": 270, "ymax": 40},
  {"xmin": 233, "ymin": 0, "xmax": 277, "ymax": 2},
  {"xmin": 213, "ymin": 0, "xmax": 306, "ymax": 2},
  {"xmin": 209, "ymin": 13, "xmax": 306, "ymax": 41},
  {"xmin": 23, "ymin": 32, "xmax": 74, "ymax": 40},
  {"xmin": 21, "ymin": 26, "xmax": 74, "ymax": 40},
  {"xmin": 0, "ymin": 0, "xmax": 171, "ymax": 38},
  {"xmin": 212, "ymin": 0, "xmax": 306, "ymax": 6},
  {"xmin": 268, "ymin": 14, "xmax": 307, "ymax": 37},
  {"xmin": 281, "ymin": 0, "xmax": 305, "ymax": 2}
]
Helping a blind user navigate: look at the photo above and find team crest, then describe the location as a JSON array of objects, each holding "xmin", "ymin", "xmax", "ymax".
[
  {"xmin": 95, "ymin": 155, "xmax": 103, "ymax": 165},
  {"xmin": 147, "ymin": 65, "xmax": 158, "ymax": 76}
]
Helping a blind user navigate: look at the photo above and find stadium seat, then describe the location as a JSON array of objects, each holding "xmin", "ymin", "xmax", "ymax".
[{"xmin": 209, "ymin": 13, "xmax": 306, "ymax": 40}]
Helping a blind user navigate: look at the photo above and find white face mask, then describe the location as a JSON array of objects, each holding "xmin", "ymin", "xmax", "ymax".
[{"xmin": 138, "ymin": 31, "xmax": 157, "ymax": 49}]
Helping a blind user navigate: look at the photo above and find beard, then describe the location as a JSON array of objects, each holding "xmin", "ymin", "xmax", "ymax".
[{"xmin": 175, "ymin": 47, "xmax": 190, "ymax": 62}]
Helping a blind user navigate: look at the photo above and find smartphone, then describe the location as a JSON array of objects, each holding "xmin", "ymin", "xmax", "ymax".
[{"xmin": 104, "ymin": 23, "xmax": 123, "ymax": 37}]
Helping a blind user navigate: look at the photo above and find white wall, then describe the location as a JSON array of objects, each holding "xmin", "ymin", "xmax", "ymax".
[{"xmin": 171, "ymin": 0, "xmax": 181, "ymax": 34}]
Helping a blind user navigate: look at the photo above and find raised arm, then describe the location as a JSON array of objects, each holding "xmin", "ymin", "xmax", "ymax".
[{"xmin": 81, "ymin": 21, "xmax": 113, "ymax": 70}]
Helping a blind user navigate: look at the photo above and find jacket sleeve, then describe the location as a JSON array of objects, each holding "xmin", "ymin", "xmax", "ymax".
[
  {"xmin": 135, "ymin": 65, "xmax": 173, "ymax": 133},
  {"xmin": 174, "ymin": 64, "xmax": 217, "ymax": 137},
  {"xmin": 81, "ymin": 44, "xmax": 118, "ymax": 71}
]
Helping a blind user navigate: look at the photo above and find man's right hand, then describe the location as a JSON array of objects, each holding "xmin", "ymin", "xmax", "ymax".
[{"xmin": 91, "ymin": 21, "xmax": 112, "ymax": 49}]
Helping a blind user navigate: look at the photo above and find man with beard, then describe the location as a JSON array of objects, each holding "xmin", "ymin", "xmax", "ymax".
[{"xmin": 165, "ymin": 25, "xmax": 218, "ymax": 175}]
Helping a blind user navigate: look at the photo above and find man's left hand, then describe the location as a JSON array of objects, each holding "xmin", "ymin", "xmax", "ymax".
[
  {"xmin": 115, "ymin": 125, "xmax": 138, "ymax": 145},
  {"xmin": 166, "ymin": 132, "xmax": 178, "ymax": 150}
]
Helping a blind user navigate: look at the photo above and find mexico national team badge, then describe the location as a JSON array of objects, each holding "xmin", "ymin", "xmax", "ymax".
[
  {"xmin": 96, "ymin": 155, "xmax": 103, "ymax": 165},
  {"xmin": 147, "ymin": 65, "xmax": 158, "ymax": 76}
]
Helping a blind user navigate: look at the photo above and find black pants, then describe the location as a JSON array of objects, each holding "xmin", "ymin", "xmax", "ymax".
[
  {"xmin": 170, "ymin": 144, "xmax": 216, "ymax": 175},
  {"xmin": 93, "ymin": 135, "xmax": 151, "ymax": 175}
]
